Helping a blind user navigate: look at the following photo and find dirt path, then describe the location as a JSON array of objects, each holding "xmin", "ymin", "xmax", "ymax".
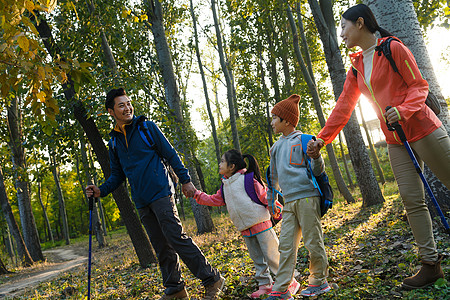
[{"xmin": 0, "ymin": 247, "xmax": 87, "ymax": 298}]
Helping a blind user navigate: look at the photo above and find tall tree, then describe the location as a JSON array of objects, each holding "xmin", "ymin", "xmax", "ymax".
[
  {"xmin": 364, "ymin": 0, "xmax": 450, "ymax": 210},
  {"xmin": 50, "ymin": 152, "xmax": 70, "ymax": 245},
  {"xmin": 285, "ymin": 2, "xmax": 355, "ymax": 203},
  {"xmin": 32, "ymin": 12, "xmax": 157, "ymax": 267},
  {"xmin": 307, "ymin": 0, "xmax": 385, "ymax": 207},
  {"xmin": 211, "ymin": 0, "xmax": 241, "ymax": 151},
  {"xmin": 0, "ymin": 165, "xmax": 34, "ymax": 266},
  {"xmin": 144, "ymin": 0, "xmax": 215, "ymax": 233},
  {"xmin": 190, "ymin": 0, "xmax": 221, "ymax": 166},
  {"xmin": 7, "ymin": 96, "xmax": 44, "ymax": 261}
]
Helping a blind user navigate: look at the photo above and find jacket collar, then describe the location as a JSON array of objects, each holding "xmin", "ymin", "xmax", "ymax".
[{"xmin": 109, "ymin": 115, "xmax": 144, "ymax": 137}]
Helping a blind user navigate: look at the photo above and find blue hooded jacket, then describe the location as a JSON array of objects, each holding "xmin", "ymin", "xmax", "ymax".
[{"xmin": 99, "ymin": 116, "xmax": 191, "ymax": 208}]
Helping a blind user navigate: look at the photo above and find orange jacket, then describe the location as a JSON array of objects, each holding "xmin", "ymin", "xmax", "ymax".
[{"xmin": 317, "ymin": 37, "xmax": 441, "ymax": 145}]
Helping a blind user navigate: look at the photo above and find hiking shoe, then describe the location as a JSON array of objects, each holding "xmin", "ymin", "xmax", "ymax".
[
  {"xmin": 300, "ymin": 282, "xmax": 331, "ymax": 297},
  {"xmin": 203, "ymin": 276, "xmax": 225, "ymax": 300},
  {"xmin": 250, "ymin": 284, "xmax": 272, "ymax": 298},
  {"xmin": 267, "ymin": 290, "xmax": 293, "ymax": 300},
  {"xmin": 402, "ymin": 254, "xmax": 444, "ymax": 290},
  {"xmin": 158, "ymin": 287, "xmax": 189, "ymax": 300},
  {"xmin": 288, "ymin": 278, "xmax": 300, "ymax": 295}
]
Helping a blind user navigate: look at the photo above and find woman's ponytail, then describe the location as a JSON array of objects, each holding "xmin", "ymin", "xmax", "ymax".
[
  {"xmin": 377, "ymin": 26, "xmax": 392, "ymax": 38},
  {"xmin": 243, "ymin": 154, "xmax": 264, "ymax": 186}
]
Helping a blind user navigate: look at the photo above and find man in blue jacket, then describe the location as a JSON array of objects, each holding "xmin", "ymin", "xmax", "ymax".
[{"xmin": 86, "ymin": 88, "xmax": 224, "ymax": 300}]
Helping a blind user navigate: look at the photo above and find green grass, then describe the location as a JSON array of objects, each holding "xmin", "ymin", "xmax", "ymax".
[{"xmin": 7, "ymin": 181, "xmax": 450, "ymax": 299}]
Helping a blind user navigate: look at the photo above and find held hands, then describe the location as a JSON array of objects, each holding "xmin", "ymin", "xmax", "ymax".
[
  {"xmin": 182, "ymin": 182, "xmax": 196, "ymax": 198},
  {"xmin": 268, "ymin": 205, "xmax": 282, "ymax": 220},
  {"xmin": 85, "ymin": 185, "xmax": 100, "ymax": 198},
  {"xmin": 306, "ymin": 139, "xmax": 324, "ymax": 159}
]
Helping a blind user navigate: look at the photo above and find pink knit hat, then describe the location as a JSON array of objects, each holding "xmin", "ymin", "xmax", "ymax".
[{"xmin": 271, "ymin": 94, "xmax": 301, "ymax": 127}]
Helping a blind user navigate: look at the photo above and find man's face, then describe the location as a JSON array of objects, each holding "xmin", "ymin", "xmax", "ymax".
[{"xmin": 108, "ymin": 95, "xmax": 134, "ymax": 126}]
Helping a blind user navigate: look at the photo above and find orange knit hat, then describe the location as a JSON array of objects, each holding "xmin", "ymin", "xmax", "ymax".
[{"xmin": 271, "ymin": 94, "xmax": 301, "ymax": 127}]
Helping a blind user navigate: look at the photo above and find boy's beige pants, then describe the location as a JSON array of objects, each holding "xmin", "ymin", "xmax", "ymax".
[
  {"xmin": 388, "ymin": 126, "xmax": 450, "ymax": 262},
  {"xmin": 273, "ymin": 196, "xmax": 328, "ymax": 293}
]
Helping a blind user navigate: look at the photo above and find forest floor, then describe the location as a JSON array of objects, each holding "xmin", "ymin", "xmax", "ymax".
[{"xmin": 0, "ymin": 182, "xmax": 449, "ymax": 299}]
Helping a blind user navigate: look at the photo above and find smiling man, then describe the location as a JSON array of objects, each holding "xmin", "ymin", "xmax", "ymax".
[{"xmin": 86, "ymin": 88, "xmax": 224, "ymax": 300}]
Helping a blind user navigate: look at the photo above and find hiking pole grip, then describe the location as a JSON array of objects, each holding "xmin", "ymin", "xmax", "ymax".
[{"xmin": 385, "ymin": 106, "xmax": 407, "ymax": 143}]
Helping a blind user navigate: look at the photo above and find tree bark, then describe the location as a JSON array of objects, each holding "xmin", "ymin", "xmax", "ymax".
[
  {"xmin": 307, "ymin": 0, "xmax": 384, "ymax": 206},
  {"xmin": 33, "ymin": 13, "xmax": 156, "ymax": 267},
  {"xmin": 363, "ymin": 0, "xmax": 450, "ymax": 211},
  {"xmin": 211, "ymin": 0, "xmax": 241, "ymax": 151},
  {"xmin": 190, "ymin": 0, "xmax": 221, "ymax": 166},
  {"xmin": 7, "ymin": 96, "xmax": 44, "ymax": 262},
  {"xmin": 0, "ymin": 256, "xmax": 11, "ymax": 274},
  {"xmin": 145, "ymin": 0, "xmax": 215, "ymax": 234},
  {"xmin": 37, "ymin": 181, "xmax": 54, "ymax": 244},
  {"xmin": 358, "ymin": 102, "xmax": 386, "ymax": 184},
  {"xmin": 50, "ymin": 153, "xmax": 70, "ymax": 245},
  {"xmin": 286, "ymin": 2, "xmax": 355, "ymax": 203},
  {"xmin": 0, "ymin": 165, "xmax": 34, "ymax": 266}
]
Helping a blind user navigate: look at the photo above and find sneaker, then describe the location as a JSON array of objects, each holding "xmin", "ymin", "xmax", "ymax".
[
  {"xmin": 300, "ymin": 282, "xmax": 331, "ymax": 297},
  {"xmin": 158, "ymin": 287, "xmax": 189, "ymax": 300},
  {"xmin": 203, "ymin": 276, "xmax": 225, "ymax": 300},
  {"xmin": 288, "ymin": 279, "xmax": 300, "ymax": 295},
  {"xmin": 267, "ymin": 290, "xmax": 293, "ymax": 300},
  {"xmin": 250, "ymin": 284, "xmax": 272, "ymax": 298}
]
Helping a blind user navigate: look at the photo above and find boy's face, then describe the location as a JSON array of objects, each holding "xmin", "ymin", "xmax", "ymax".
[
  {"xmin": 108, "ymin": 95, "xmax": 134, "ymax": 126},
  {"xmin": 271, "ymin": 114, "xmax": 287, "ymax": 134}
]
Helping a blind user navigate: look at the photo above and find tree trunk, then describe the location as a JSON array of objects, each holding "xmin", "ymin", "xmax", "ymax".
[
  {"xmin": 33, "ymin": 13, "xmax": 156, "ymax": 267},
  {"xmin": 6, "ymin": 96, "xmax": 44, "ymax": 262},
  {"xmin": 50, "ymin": 153, "xmax": 70, "ymax": 245},
  {"xmin": 190, "ymin": 0, "xmax": 221, "ymax": 166},
  {"xmin": 211, "ymin": 0, "xmax": 241, "ymax": 151},
  {"xmin": 363, "ymin": 0, "xmax": 450, "ymax": 211},
  {"xmin": 0, "ymin": 257, "xmax": 11, "ymax": 274},
  {"xmin": 145, "ymin": 0, "xmax": 215, "ymax": 234},
  {"xmin": 307, "ymin": 0, "xmax": 384, "ymax": 207},
  {"xmin": 286, "ymin": 2, "xmax": 355, "ymax": 203},
  {"xmin": 38, "ymin": 181, "xmax": 54, "ymax": 244},
  {"xmin": 265, "ymin": 13, "xmax": 281, "ymax": 104},
  {"xmin": 339, "ymin": 132, "xmax": 355, "ymax": 188},
  {"xmin": 0, "ymin": 165, "xmax": 34, "ymax": 266},
  {"xmin": 358, "ymin": 102, "xmax": 386, "ymax": 184}
]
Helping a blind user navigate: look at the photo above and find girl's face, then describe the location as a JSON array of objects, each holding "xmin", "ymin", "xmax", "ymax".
[
  {"xmin": 340, "ymin": 17, "xmax": 362, "ymax": 49},
  {"xmin": 219, "ymin": 154, "xmax": 235, "ymax": 178}
]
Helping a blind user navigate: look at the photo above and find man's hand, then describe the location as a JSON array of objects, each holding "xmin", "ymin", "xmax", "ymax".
[
  {"xmin": 182, "ymin": 182, "xmax": 196, "ymax": 198},
  {"xmin": 86, "ymin": 185, "xmax": 100, "ymax": 198},
  {"xmin": 306, "ymin": 139, "xmax": 323, "ymax": 159}
]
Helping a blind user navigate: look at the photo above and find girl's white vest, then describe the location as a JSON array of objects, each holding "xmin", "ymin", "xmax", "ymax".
[{"xmin": 222, "ymin": 172, "xmax": 270, "ymax": 231}]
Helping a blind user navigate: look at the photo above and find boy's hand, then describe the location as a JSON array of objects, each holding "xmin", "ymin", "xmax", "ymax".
[{"xmin": 307, "ymin": 139, "xmax": 323, "ymax": 159}]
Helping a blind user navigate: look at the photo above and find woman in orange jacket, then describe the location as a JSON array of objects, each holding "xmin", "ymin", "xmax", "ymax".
[{"xmin": 308, "ymin": 4, "xmax": 449, "ymax": 290}]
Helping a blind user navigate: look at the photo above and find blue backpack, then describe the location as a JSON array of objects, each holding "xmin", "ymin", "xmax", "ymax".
[{"xmin": 266, "ymin": 134, "xmax": 333, "ymax": 217}]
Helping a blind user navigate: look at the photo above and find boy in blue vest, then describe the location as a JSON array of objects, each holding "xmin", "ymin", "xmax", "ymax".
[
  {"xmin": 267, "ymin": 94, "xmax": 330, "ymax": 299},
  {"xmin": 86, "ymin": 88, "xmax": 224, "ymax": 300}
]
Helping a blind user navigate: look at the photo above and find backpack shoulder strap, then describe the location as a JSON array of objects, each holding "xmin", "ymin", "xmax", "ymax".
[
  {"xmin": 137, "ymin": 118, "xmax": 156, "ymax": 149},
  {"xmin": 244, "ymin": 172, "xmax": 266, "ymax": 207},
  {"xmin": 220, "ymin": 182, "xmax": 225, "ymax": 202},
  {"xmin": 375, "ymin": 37, "xmax": 402, "ymax": 73},
  {"xmin": 300, "ymin": 134, "xmax": 314, "ymax": 163}
]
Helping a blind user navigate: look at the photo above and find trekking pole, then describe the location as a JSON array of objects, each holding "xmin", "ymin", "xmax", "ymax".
[
  {"xmin": 87, "ymin": 196, "xmax": 94, "ymax": 299},
  {"xmin": 385, "ymin": 107, "xmax": 450, "ymax": 235}
]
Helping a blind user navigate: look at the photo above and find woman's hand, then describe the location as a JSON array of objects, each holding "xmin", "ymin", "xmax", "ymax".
[
  {"xmin": 307, "ymin": 139, "xmax": 324, "ymax": 159},
  {"xmin": 384, "ymin": 107, "xmax": 401, "ymax": 124}
]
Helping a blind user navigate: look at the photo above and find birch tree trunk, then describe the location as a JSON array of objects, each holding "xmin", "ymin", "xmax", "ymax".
[
  {"xmin": 364, "ymin": 0, "xmax": 450, "ymax": 210},
  {"xmin": 50, "ymin": 153, "xmax": 70, "ymax": 245},
  {"xmin": 190, "ymin": 0, "xmax": 221, "ymax": 166},
  {"xmin": 211, "ymin": 0, "xmax": 241, "ymax": 151},
  {"xmin": 307, "ymin": 0, "xmax": 384, "ymax": 207},
  {"xmin": 33, "ymin": 13, "xmax": 156, "ymax": 267},
  {"xmin": 7, "ymin": 96, "xmax": 44, "ymax": 262},
  {"xmin": 145, "ymin": 0, "xmax": 215, "ymax": 234},
  {"xmin": 286, "ymin": 2, "xmax": 355, "ymax": 203},
  {"xmin": 0, "ymin": 165, "xmax": 34, "ymax": 266}
]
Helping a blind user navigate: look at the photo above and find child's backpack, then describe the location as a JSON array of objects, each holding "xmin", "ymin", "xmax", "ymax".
[
  {"xmin": 300, "ymin": 134, "xmax": 333, "ymax": 217},
  {"xmin": 352, "ymin": 36, "xmax": 441, "ymax": 115},
  {"xmin": 110, "ymin": 116, "xmax": 178, "ymax": 188},
  {"xmin": 220, "ymin": 172, "xmax": 282, "ymax": 226},
  {"xmin": 265, "ymin": 134, "xmax": 333, "ymax": 218}
]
